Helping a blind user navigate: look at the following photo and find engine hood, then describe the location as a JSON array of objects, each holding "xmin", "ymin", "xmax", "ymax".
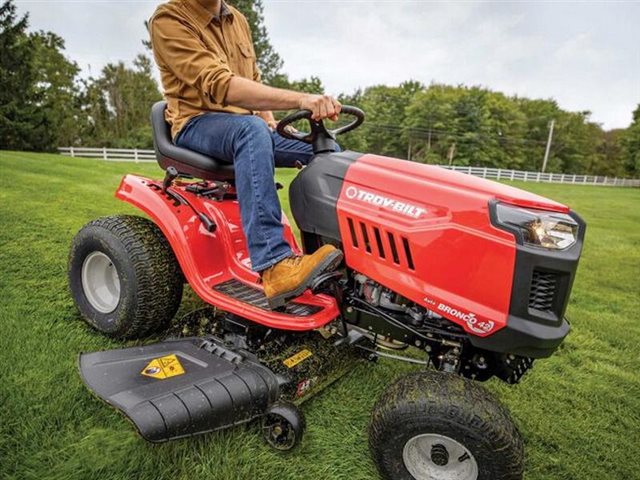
[{"xmin": 356, "ymin": 154, "xmax": 569, "ymax": 213}]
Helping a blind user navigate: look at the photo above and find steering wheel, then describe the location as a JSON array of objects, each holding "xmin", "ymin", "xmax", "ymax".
[{"xmin": 276, "ymin": 105, "xmax": 365, "ymax": 153}]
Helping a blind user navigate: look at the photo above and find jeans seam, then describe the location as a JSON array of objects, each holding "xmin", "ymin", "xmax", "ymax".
[{"xmin": 244, "ymin": 127, "xmax": 272, "ymax": 255}]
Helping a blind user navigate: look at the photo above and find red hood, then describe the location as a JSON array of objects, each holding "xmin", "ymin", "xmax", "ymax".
[{"xmin": 360, "ymin": 154, "xmax": 570, "ymax": 213}]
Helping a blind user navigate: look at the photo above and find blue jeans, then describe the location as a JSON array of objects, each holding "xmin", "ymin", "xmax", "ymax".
[{"xmin": 175, "ymin": 112, "xmax": 315, "ymax": 272}]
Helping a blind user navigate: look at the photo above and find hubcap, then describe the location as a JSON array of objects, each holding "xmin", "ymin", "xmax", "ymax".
[
  {"xmin": 81, "ymin": 251, "xmax": 121, "ymax": 313},
  {"xmin": 403, "ymin": 434, "xmax": 478, "ymax": 480}
]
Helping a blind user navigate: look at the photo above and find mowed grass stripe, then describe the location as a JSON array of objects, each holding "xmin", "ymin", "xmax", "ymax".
[{"xmin": 0, "ymin": 151, "xmax": 638, "ymax": 480}]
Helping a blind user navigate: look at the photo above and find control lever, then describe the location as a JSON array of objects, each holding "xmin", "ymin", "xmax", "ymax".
[{"xmin": 162, "ymin": 166, "xmax": 179, "ymax": 192}]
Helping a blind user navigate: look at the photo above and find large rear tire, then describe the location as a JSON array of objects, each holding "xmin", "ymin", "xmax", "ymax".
[
  {"xmin": 369, "ymin": 370, "xmax": 524, "ymax": 480},
  {"xmin": 68, "ymin": 215, "xmax": 183, "ymax": 339}
]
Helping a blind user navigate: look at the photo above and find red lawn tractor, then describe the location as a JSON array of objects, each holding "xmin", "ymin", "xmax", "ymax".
[{"xmin": 69, "ymin": 103, "xmax": 585, "ymax": 480}]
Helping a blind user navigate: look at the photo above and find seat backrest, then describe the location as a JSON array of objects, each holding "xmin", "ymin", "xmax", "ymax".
[
  {"xmin": 151, "ymin": 101, "xmax": 174, "ymax": 154},
  {"xmin": 150, "ymin": 101, "xmax": 235, "ymax": 180}
]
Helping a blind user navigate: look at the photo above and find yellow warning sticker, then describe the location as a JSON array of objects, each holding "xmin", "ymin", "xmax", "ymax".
[
  {"xmin": 141, "ymin": 354, "xmax": 185, "ymax": 380},
  {"xmin": 283, "ymin": 349, "xmax": 312, "ymax": 368}
]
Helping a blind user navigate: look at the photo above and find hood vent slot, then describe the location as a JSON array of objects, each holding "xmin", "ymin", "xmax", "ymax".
[{"xmin": 345, "ymin": 217, "xmax": 415, "ymax": 271}]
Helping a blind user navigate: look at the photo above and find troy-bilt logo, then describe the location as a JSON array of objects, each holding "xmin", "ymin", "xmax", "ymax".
[
  {"xmin": 344, "ymin": 186, "xmax": 426, "ymax": 218},
  {"xmin": 436, "ymin": 302, "xmax": 495, "ymax": 334}
]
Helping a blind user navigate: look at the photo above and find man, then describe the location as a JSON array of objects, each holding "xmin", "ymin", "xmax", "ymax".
[{"xmin": 149, "ymin": 0, "xmax": 343, "ymax": 309}]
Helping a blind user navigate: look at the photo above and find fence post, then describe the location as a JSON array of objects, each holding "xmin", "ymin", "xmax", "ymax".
[
  {"xmin": 536, "ymin": 172, "xmax": 541, "ymax": 182},
  {"xmin": 134, "ymin": 149, "xmax": 139, "ymax": 163},
  {"xmin": 69, "ymin": 146, "xmax": 75, "ymax": 158},
  {"xmin": 102, "ymin": 147, "xmax": 107, "ymax": 160},
  {"xmin": 510, "ymin": 170, "xmax": 515, "ymax": 181},
  {"xmin": 572, "ymin": 175, "xmax": 576, "ymax": 184},
  {"xmin": 524, "ymin": 171, "xmax": 529, "ymax": 182},
  {"xmin": 497, "ymin": 169, "xmax": 501, "ymax": 181},
  {"xmin": 483, "ymin": 167, "xmax": 488, "ymax": 178}
]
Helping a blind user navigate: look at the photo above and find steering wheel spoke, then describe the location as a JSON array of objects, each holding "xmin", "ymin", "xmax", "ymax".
[{"xmin": 276, "ymin": 106, "xmax": 365, "ymax": 154}]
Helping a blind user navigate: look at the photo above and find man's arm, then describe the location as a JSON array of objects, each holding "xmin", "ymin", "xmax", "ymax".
[
  {"xmin": 151, "ymin": 13, "xmax": 340, "ymax": 121},
  {"xmin": 226, "ymin": 77, "xmax": 341, "ymax": 121}
]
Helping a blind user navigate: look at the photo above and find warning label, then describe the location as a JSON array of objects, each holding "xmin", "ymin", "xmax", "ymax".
[
  {"xmin": 283, "ymin": 349, "xmax": 312, "ymax": 368},
  {"xmin": 141, "ymin": 354, "xmax": 185, "ymax": 379}
]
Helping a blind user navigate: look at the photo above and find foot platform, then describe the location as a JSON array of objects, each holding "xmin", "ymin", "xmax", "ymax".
[{"xmin": 214, "ymin": 279, "xmax": 322, "ymax": 316}]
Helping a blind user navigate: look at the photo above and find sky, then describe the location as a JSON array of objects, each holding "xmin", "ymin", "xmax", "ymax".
[{"xmin": 14, "ymin": 0, "xmax": 640, "ymax": 129}]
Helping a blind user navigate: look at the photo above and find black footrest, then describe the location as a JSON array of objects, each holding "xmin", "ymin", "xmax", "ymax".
[{"xmin": 214, "ymin": 279, "xmax": 321, "ymax": 316}]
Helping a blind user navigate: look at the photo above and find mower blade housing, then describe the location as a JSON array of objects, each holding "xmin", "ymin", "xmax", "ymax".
[{"xmin": 78, "ymin": 337, "xmax": 280, "ymax": 442}]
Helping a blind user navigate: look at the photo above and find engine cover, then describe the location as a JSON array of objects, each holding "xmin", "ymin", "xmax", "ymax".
[
  {"xmin": 341, "ymin": 154, "xmax": 583, "ymax": 344},
  {"xmin": 289, "ymin": 151, "xmax": 362, "ymax": 241}
]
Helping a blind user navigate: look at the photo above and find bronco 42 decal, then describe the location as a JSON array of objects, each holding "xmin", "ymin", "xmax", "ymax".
[{"xmin": 424, "ymin": 297, "xmax": 496, "ymax": 335}]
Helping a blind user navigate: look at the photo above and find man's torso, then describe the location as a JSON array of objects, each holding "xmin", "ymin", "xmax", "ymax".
[{"xmin": 150, "ymin": 0, "xmax": 260, "ymax": 138}]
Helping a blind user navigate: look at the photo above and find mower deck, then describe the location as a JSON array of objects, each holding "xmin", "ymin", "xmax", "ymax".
[{"xmin": 79, "ymin": 337, "xmax": 281, "ymax": 442}]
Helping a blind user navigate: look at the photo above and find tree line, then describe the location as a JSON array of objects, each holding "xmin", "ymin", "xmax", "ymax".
[{"xmin": 0, "ymin": 0, "xmax": 638, "ymax": 177}]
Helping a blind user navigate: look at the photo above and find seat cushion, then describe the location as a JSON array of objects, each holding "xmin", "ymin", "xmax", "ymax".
[{"xmin": 151, "ymin": 101, "xmax": 235, "ymax": 180}]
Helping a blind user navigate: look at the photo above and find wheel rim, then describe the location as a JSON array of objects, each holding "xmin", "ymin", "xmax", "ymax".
[
  {"xmin": 81, "ymin": 251, "xmax": 121, "ymax": 313},
  {"xmin": 263, "ymin": 415, "xmax": 296, "ymax": 451},
  {"xmin": 402, "ymin": 433, "xmax": 479, "ymax": 480}
]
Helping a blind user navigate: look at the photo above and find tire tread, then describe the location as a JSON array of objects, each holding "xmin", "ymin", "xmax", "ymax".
[
  {"xmin": 69, "ymin": 215, "xmax": 183, "ymax": 338},
  {"xmin": 369, "ymin": 370, "xmax": 524, "ymax": 480}
]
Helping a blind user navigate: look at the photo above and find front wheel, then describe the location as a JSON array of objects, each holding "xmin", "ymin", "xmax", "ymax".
[
  {"xmin": 68, "ymin": 215, "xmax": 183, "ymax": 338},
  {"xmin": 369, "ymin": 371, "xmax": 524, "ymax": 480}
]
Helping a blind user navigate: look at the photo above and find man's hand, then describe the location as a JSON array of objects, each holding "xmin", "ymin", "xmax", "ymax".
[{"xmin": 299, "ymin": 94, "xmax": 342, "ymax": 121}]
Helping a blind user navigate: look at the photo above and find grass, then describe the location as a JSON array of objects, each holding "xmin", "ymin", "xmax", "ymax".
[{"xmin": 1, "ymin": 150, "xmax": 639, "ymax": 480}]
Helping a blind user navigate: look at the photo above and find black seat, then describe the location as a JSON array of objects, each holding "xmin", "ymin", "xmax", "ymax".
[{"xmin": 151, "ymin": 101, "xmax": 235, "ymax": 180}]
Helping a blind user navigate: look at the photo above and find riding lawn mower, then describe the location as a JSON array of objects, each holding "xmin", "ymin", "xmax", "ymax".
[{"xmin": 68, "ymin": 103, "xmax": 585, "ymax": 480}]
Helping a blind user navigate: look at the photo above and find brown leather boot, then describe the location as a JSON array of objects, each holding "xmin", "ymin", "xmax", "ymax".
[{"xmin": 261, "ymin": 244, "xmax": 343, "ymax": 309}]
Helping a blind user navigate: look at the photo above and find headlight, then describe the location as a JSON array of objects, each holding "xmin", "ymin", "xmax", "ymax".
[{"xmin": 494, "ymin": 203, "xmax": 579, "ymax": 250}]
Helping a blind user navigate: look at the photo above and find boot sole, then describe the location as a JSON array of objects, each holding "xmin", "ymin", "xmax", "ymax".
[{"xmin": 267, "ymin": 249, "xmax": 344, "ymax": 310}]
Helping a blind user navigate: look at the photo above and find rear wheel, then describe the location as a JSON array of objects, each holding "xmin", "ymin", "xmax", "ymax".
[
  {"xmin": 369, "ymin": 370, "xmax": 524, "ymax": 480},
  {"xmin": 68, "ymin": 215, "xmax": 183, "ymax": 338}
]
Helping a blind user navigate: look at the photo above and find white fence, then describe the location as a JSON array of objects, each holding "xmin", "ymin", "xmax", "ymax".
[
  {"xmin": 59, "ymin": 146, "xmax": 156, "ymax": 163},
  {"xmin": 58, "ymin": 147, "xmax": 640, "ymax": 187},
  {"xmin": 439, "ymin": 165, "xmax": 640, "ymax": 187}
]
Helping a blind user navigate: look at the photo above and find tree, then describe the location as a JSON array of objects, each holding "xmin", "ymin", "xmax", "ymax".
[
  {"xmin": 0, "ymin": 0, "xmax": 38, "ymax": 149},
  {"xmin": 593, "ymin": 128, "xmax": 625, "ymax": 177},
  {"xmin": 405, "ymin": 84, "xmax": 458, "ymax": 163},
  {"xmin": 353, "ymin": 81, "xmax": 423, "ymax": 158},
  {"xmin": 0, "ymin": 1, "xmax": 83, "ymax": 151},
  {"xmin": 405, "ymin": 85, "xmax": 529, "ymax": 168},
  {"xmin": 80, "ymin": 55, "xmax": 162, "ymax": 148},
  {"xmin": 269, "ymin": 74, "xmax": 324, "ymax": 95},
  {"xmin": 30, "ymin": 30, "xmax": 83, "ymax": 147},
  {"xmin": 517, "ymin": 98, "xmax": 560, "ymax": 171},
  {"xmin": 621, "ymin": 105, "xmax": 640, "ymax": 177}
]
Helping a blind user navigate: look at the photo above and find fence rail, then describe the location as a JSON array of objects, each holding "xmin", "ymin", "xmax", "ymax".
[
  {"xmin": 439, "ymin": 165, "xmax": 640, "ymax": 187},
  {"xmin": 59, "ymin": 146, "xmax": 156, "ymax": 162},
  {"xmin": 58, "ymin": 147, "xmax": 640, "ymax": 187}
]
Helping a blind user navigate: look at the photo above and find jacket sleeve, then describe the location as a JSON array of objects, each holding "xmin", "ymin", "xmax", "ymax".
[{"xmin": 150, "ymin": 13, "xmax": 234, "ymax": 104}]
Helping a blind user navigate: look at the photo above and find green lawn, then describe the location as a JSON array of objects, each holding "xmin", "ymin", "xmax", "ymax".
[{"xmin": 1, "ymin": 151, "xmax": 639, "ymax": 480}]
